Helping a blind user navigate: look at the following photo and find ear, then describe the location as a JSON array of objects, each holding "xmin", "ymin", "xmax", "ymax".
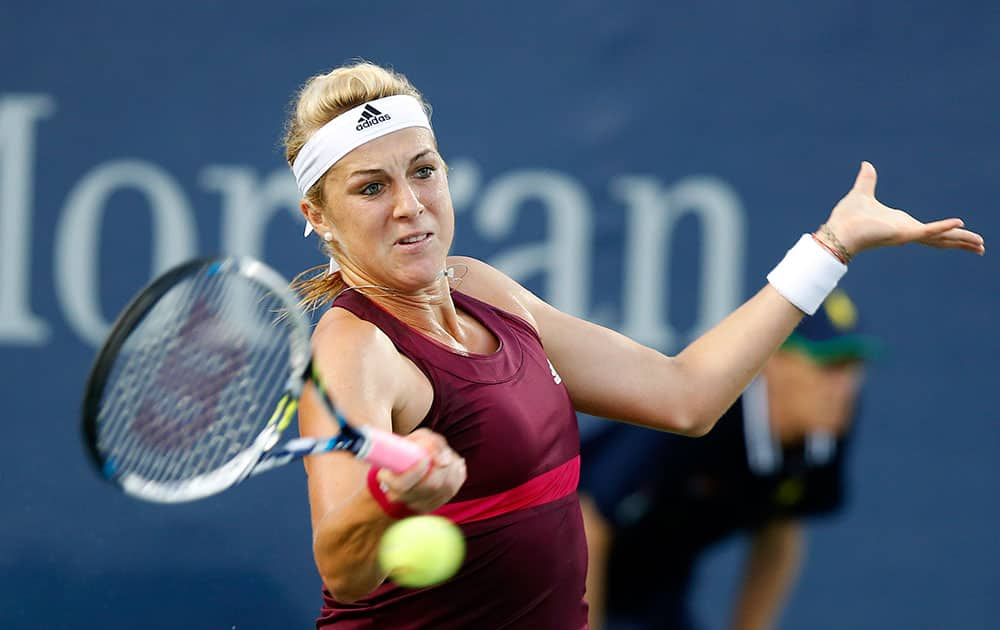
[{"xmin": 300, "ymin": 199, "xmax": 331, "ymax": 238}]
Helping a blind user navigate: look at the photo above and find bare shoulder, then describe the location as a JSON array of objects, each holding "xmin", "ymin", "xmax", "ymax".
[
  {"xmin": 447, "ymin": 256, "xmax": 540, "ymax": 329},
  {"xmin": 312, "ymin": 305, "xmax": 401, "ymax": 370},
  {"xmin": 310, "ymin": 303, "xmax": 434, "ymax": 437}
]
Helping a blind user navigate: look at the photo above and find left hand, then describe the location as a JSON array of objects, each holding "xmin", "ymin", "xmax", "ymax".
[{"xmin": 822, "ymin": 161, "xmax": 985, "ymax": 257}]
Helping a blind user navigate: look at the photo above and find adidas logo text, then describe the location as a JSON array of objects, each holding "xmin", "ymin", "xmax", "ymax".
[{"xmin": 356, "ymin": 104, "xmax": 391, "ymax": 131}]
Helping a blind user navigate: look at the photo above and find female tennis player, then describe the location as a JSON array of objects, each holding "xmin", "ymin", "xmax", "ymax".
[{"xmin": 283, "ymin": 61, "xmax": 984, "ymax": 628}]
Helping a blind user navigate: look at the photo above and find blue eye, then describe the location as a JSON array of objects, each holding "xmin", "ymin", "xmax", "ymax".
[
  {"xmin": 361, "ymin": 182, "xmax": 383, "ymax": 196},
  {"xmin": 415, "ymin": 166, "xmax": 434, "ymax": 178}
]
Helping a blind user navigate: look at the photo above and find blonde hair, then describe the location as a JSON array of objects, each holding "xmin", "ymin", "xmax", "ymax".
[{"xmin": 283, "ymin": 61, "xmax": 431, "ymax": 312}]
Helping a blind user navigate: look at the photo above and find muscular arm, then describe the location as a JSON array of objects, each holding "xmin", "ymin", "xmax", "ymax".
[
  {"xmin": 454, "ymin": 255, "xmax": 802, "ymax": 436},
  {"xmin": 304, "ymin": 448, "xmax": 395, "ymax": 603},
  {"xmin": 532, "ymin": 285, "xmax": 803, "ymax": 436},
  {"xmin": 301, "ymin": 309, "xmax": 462, "ymax": 602}
]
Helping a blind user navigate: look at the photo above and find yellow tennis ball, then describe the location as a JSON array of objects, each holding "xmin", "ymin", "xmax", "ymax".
[{"xmin": 377, "ymin": 515, "xmax": 465, "ymax": 588}]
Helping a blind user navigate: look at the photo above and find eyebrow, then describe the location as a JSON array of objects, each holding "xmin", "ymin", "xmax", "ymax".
[{"xmin": 346, "ymin": 149, "xmax": 439, "ymax": 179}]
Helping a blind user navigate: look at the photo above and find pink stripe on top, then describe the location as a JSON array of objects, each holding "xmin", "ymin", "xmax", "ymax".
[{"xmin": 434, "ymin": 455, "xmax": 580, "ymax": 524}]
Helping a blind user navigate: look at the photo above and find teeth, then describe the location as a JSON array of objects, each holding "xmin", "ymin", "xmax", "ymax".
[{"xmin": 400, "ymin": 234, "xmax": 428, "ymax": 244}]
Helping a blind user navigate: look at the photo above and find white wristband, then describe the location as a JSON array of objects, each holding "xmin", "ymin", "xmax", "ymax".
[{"xmin": 766, "ymin": 234, "xmax": 847, "ymax": 315}]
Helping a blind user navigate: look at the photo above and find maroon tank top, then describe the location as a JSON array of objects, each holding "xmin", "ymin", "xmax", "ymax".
[{"xmin": 317, "ymin": 289, "xmax": 588, "ymax": 629}]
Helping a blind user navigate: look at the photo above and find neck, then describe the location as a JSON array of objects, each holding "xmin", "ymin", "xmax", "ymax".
[{"xmin": 338, "ymin": 268, "xmax": 468, "ymax": 350}]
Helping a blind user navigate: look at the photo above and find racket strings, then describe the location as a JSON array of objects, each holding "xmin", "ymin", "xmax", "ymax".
[
  {"xmin": 104, "ymin": 270, "xmax": 232, "ymax": 481},
  {"xmin": 96, "ymin": 266, "xmax": 297, "ymax": 490},
  {"xmin": 102, "ymin": 283, "xmax": 205, "ymax": 475}
]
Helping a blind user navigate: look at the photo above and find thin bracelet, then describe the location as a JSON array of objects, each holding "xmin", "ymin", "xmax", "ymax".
[
  {"xmin": 817, "ymin": 223, "xmax": 853, "ymax": 263},
  {"xmin": 811, "ymin": 233, "xmax": 848, "ymax": 265}
]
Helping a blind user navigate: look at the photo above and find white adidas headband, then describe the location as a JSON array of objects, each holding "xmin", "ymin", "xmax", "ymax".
[{"xmin": 294, "ymin": 94, "xmax": 432, "ymax": 236}]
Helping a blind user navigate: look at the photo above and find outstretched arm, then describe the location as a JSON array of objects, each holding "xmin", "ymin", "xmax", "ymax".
[{"xmin": 506, "ymin": 162, "xmax": 984, "ymax": 435}]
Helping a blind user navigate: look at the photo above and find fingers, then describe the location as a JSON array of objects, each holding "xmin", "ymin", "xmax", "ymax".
[
  {"xmin": 920, "ymin": 218, "xmax": 965, "ymax": 235},
  {"xmin": 891, "ymin": 216, "xmax": 985, "ymax": 255},
  {"xmin": 414, "ymin": 454, "xmax": 467, "ymax": 510},
  {"xmin": 386, "ymin": 456, "xmax": 432, "ymax": 493},
  {"xmin": 377, "ymin": 428, "xmax": 466, "ymax": 512},
  {"xmin": 832, "ymin": 161, "xmax": 986, "ymax": 257},
  {"xmin": 852, "ymin": 161, "xmax": 878, "ymax": 196},
  {"xmin": 919, "ymin": 226, "xmax": 986, "ymax": 254},
  {"xmin": 405, "ymin": 428, "xmax": 449, "ymax": 460},
  {"xmin": 379, "ymin": 428, "xmax": 443, "ymax": 491}
]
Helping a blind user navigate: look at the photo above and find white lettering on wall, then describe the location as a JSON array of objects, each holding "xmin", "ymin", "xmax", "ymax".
[
  {"xmin": 54, "ymin": 160, "xmax": 196, "ymax": 346},
  {"xmin": 201, "ymin": 166, "xmax": 301, "ymax": 258},
  {"xmin": 0, "ymin": 95, "xmax": 54, "ymax": 344},
  {"xmin": 613, "ymin": 174, "xmax": 744, "ymax": 349},
  {"xmin": 0, "ymin": 94, "xmax": 748, "ymax": 351},
  {"xmin": 671, "ymin": 176, "xmax": 745, "ymax": 339},
  {"xmin": 475, "ymin": 170, "xmax": 593, "ymax": 317},
  {"xmin": 613, "ymin": 175, "xmax": 673, "ymax": 348}
]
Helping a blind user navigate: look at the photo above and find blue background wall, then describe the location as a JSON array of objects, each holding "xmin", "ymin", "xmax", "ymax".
[{"xmin": 1, "ymin": 1, "xmax": 997, "ymax": 628}]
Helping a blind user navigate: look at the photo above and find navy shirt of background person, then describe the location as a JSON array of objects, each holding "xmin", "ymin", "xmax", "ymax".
[{"xmin": 578, "ymin": 290, "xmax": 882, "ymax": 630}]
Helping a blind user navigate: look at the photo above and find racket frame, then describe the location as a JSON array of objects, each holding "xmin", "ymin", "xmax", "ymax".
[{"xmin": 81, "ymin": 257, "xmax": 422, "ymax": 503}]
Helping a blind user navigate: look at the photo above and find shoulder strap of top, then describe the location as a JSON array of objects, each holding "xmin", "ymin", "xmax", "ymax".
[{"xmin": 331, "ymin": 289, "xmax": 524, "ymax": 384}]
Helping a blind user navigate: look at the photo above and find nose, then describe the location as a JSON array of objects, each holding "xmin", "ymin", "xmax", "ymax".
[{"xmin": 393, "ymin": 181, "xmax": 424, "ymax": 219}]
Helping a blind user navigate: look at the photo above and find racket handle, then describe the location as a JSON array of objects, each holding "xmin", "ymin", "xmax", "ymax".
[{"xmin": 360, "ymin": 426, "xmax": 427, "ymax": 473}]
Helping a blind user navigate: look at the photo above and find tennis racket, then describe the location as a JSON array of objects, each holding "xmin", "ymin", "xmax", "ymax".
[{"xmin": 81, "ymin": 256, "xmax": 426, "ymax": 503}]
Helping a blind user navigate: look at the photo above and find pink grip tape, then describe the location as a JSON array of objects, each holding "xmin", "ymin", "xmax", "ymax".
[{"xmin": 361, "ymin": 426, "xmax": 426, "ymax": 473}]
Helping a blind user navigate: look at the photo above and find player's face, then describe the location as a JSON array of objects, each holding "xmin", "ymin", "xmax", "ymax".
[{"xmin": 321, "ymin": 128, "xmax": 455, "ymax": 291}]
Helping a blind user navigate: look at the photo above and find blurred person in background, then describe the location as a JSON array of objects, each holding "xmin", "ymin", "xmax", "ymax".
[{"xmin": 580, "ymin": 289, "xmax": 881, "ymax": 630}]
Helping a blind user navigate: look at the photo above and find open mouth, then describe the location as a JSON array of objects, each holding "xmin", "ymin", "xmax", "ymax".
[{"xmin": 396, "ymin": 233, "xmax": 431, "ymax": 246}]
